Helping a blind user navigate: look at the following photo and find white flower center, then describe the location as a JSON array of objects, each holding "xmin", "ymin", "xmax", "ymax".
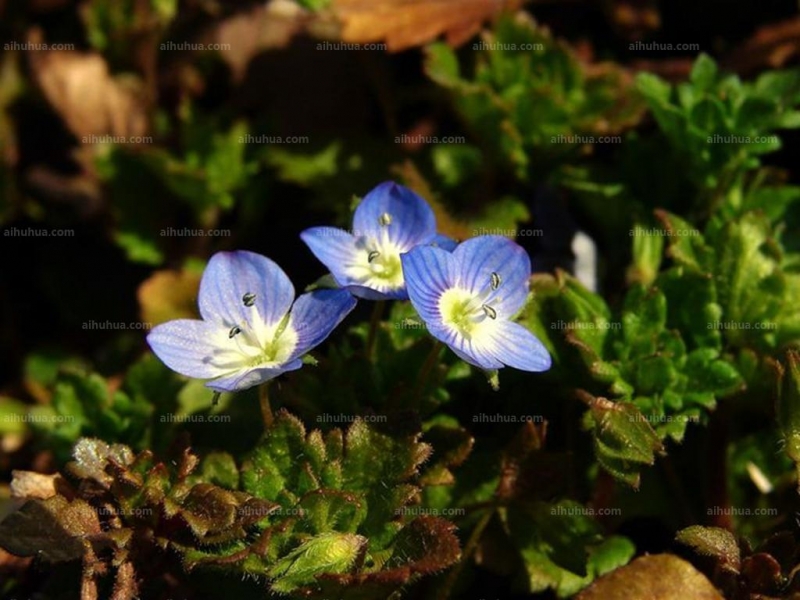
[
  {"xmin": 439, "ymin": 287, "xmax": 498, "ymax": 340},
  {"xmin": 346, "ymin": 214, "xmax": 405, "ymax": 292},
  {"xmin": 215, "ymin": 314, "xmax": 298, "ymax": 370}
]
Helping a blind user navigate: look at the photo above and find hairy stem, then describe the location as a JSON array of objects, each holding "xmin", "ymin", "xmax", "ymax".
[
  {"xmin": 437, "ymin": 508, "xmax": 494, "ymax": 600},
  {"xmin": 259, "ymin": 383, "xmax": 274, "ymax": 430},
  {"xmin": 414, "ymin": 341, "xmax": 443, "ymax": 408},
  {"xmin": 365, "ymin": 300, "xmax": 386, "ymax": 360}
]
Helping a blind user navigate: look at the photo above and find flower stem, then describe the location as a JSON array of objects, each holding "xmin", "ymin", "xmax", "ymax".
[
  {"xmin": 437, "ymin": 507, "xmax": 493, "ymax": 600},
  {"xmin": 259, "ymin": 383, "xmax": 274, "ymax": 430},
  {"xmin": 365, "ymin": 300, "xmax": 386, "ymax": 360},
  {"xmin": 413, "ymin": 340, "xmax": 443, "ymax": 408}
]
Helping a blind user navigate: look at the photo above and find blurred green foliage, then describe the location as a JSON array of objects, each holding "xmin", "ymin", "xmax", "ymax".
[{"xmin": 2, "ymin": 3, "xmax": 800, "ymax": 600}]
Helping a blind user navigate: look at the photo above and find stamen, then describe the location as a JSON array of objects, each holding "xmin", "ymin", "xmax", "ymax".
[
  {"xmin": 491, "ymin": 272, "xmax": 501, "ymax": 290},
  {"xmin": 229, "ymin": 325, "xmax": 242, "ymax": 339},
  {"xmin": 379, "ymin": 212, "xmax": 392, "ymax": 226},
  {"xmin": 242, "ymin": 292, "xmax": 257, "ymax": 307},
  {"xmin": 368, "ymin": 250, "xmax": 381, "ymax": 263},
  {"xmin": 273, "ymin": 312, "xmax": 292, "ymax": 342},
  {"xmin": 482, "ymin": 304, "xmax": 497, "ymax": 320}
]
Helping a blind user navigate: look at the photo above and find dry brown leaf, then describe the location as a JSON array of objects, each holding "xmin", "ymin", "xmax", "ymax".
[
  {"xmin": 209, "ymin": 0, "xmax": 313, "ymax": 82},
  {"xmin": 29, "ymin": 0, "xmax": 70, "ymax": 12},
  {"xmin": 138, "ymin": 268, "xmax": 201, "ymax": 327},
  {"xmin": 0, "ymin": 548, "xmax": 31, "ymax": 574},
  {"xmin": 27, "ymin": 28, "xmax": 148, "ymax": 143},
  {"xmin": 1, "ymin": 434, "xmax": 25, "ymax": 453},
  {"xmin": 576, "ymin": 554, "xmax": 724, "ymax": 600},
  {"xmin": 333, "ymin": 0, "xmax": 522, "ymax": 52},
  {"xmin": 110, "ymin": 561, "xmax": 138, "ymax": 600},
  {"xmin": 24, "ymin": 161, "xmax": 104, "ymax": 216},
  {"xmin": 10, "ymin": 470, "xmax": 65, "ymax": 501},
  {"xmin": 605, "ymin": 0, "xmax": 660, "ymax": 40},
  {"xmin": 628, "ymin": 57, "xmax": 694, "ymax": 82},
  {"xmin": 627, "ymin": 17, "xmax": 800, "ymax": 82},
  {"xmin": 723, "ymin": 16, "xmax": 800, "ymax": 76}
]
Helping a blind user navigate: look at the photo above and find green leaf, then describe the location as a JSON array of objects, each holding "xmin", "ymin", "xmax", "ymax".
[
  {"xmin": 676, "ymin": 526, "xmax": 740, "ymax": 573},
  {"xmin": 684, "ymin": 348, "xmax": 744, "ymax": 397},
  {"xmin": 657, "ymin": 267, "xmax": 723, "ymax": 350},
  {"xmin": 618, "ymin": 284, "xmax": 667, "ymax": 357},
  {"xmin": 689, "ymin": 54, "xmax": 718, "ymax": 91},
  {"xmin": 589, "ymin": 536, "xmax": 637, "ymax": 579},
  {"xmin": 715, "ymin": 212, "xmax": 784, "ymax": 349},
  {"xmin": 526, "ymin": 271, "xmax": 614, "ymax": 360},
  {"xmin": 0, "ymin": 396, "xmax": 27, "ymax": 436},
  {"xmin": 469, "ymin": 196, "xmax": 531, "ymax": 237},
  {"xmin": 777, "ymin": 351, "xmax": 800, "ymax": 491},
  {"xmin": 342, "ymin": 418, "xmax": 432, "ymax": 492},
  {"xmin": 628, "ymin": 224, "xmax": 663, "ymax": 285},
  {"xmin": 142, "ymin": 118, "xmax": 257, "ymax": 212},
  {"xmin": 308, "ymin": 517, "xmax": 461, "ymax": 598},
  {"xmin": 633, "ymin": 56, "xmax": 800, "ymax": 196},
  {"xmin": 195, "ymin": 452, "xmax": 239, "ymax": 489},
  {"xmin": 24, "ymin": 350, "xmax": 85, "ymax": 391},
  {"xmin": 741, "ymin": 185, "xmax": 800, "ymax": 223},
  {"xmin": 508, "ymin": 501, "xmax": 635, "ymax": 597},
  {"xmin": 115, "ymin": 230, "xmax": 164, "ymax": 265},
  {"xmin": 654, "ymin": 210, "xmax": 710, "ymax": 274},
  {"xmin": 297, "ymin": 490, "xmax": 366, "ymax": 535},
  {"xmin": 424, "ymin": 42, "xmax": 462, "ymax": 88},
  {"xmin": 426, "ymin": 14, "xmax": 644, "ymax": 176},
  {"xmin": 264, "ymin": 142, "xmax": 341, "ymax": 186},
  {"xmin": 342, "ymin": 418, "xmax": 431, "ymax": 545},
  {"xmin": 241, "ymin": 411, "xmax": 310, "ymax": 502},
  {"xmin": 754, "ymin": 69, "xmax": 800, "ymax": 102},
  {"xmin": 636, "ymin": 72, "xmax": 672, "ymax": 104},
  {"xmin": 431, "ymin": 143, "xmax": 482, "ymax": 190},
  {"xmin": 582, "ymin": 394, "xmax": 664, "ymax": 489},
  {"xmin": 294, "ymin": 0, "xmax": 330, "ymax": 9}
]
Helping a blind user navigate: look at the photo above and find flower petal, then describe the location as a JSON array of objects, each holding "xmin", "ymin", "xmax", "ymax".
[
  {"xmin": 300, "ymin": 227, "xmax": 360, "ymax": 283},
  {"xmin": 205, "ymin": 360, "xmax": 303, "ymax": 392},
  {"xmin": 302, "ymin": 227, "xmax": 411, "ymax": 300},
  {"xmin": 198, "ymin": 251, "xmax": 294, "ymax": 329},
  {"xmin": 430, "ymin": 324, "xmax": 504, "ymax": 370},
  {"xmin": 289, "ymin": 289, "xmax": 357, "ymax": 358},
  {"xmin": 401, "ymin": 245, "xmax": 454, "ymax": 326},
  {"xmin": 343, "ymin": 284, "xmax": 402, "ymax": 301},
  {"xmin": 352, "ymin": 182, "xmax": 436, "ymax": 249},
  {"xmin": 485, "ymin": 321, "xmax": 552, "ymax": 372},
  {"xmin": 452, "ymin": 235, "xmax": 531, "ymax": 317},
  {"xmin": 147, "ymin": 320, "xmax": 233, "ymax": 379},
  {"xmin": 430, "ymin": 234, "xmax": 459, "ymax": 252}
]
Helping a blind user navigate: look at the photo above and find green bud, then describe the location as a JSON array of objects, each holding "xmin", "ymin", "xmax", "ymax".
[{"xmin": 268, "ymin": 532, "xmax": 366, "ymax": 593}]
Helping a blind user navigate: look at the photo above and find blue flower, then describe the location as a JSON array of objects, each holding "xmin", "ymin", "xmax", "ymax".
[
  {"xmin": 400, "ymin": 235, "xmax": 552, "ymax": 372},
  {"xmin": 300, "ymin": 181, "xmax": 438, "ymax": 300},
  {"xmin": 147, "ymin": 250, "xmax": 357, "ymax": 392}
]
